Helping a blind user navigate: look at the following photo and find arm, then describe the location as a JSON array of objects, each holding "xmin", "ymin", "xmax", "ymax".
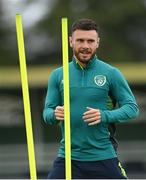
[
  {"xmin": 43, "ymin": 70, "xmax": 62, "ymax": 125},
  {"xmin": 101, "ymin": 68, "xmax": 139, "ymax": 123}
]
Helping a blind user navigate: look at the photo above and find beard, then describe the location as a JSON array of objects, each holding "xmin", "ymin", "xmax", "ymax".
[{"xmin": 73, "ymin": 48, "xmax": 96, "ymax": 64}]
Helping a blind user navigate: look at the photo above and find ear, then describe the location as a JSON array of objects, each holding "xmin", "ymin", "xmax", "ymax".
[
  {"xmin": 96, "ymin": 37, "xmax": 100, "ymax": 48},
  {"xmin": 69, "ymin": 36, "xmax": 73, "ymax": 47}
]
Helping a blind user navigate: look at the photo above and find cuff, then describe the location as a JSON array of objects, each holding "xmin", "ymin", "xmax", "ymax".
[{"xmin": 100, "ymin": 110, "xmax": 107, "ymax": 123}]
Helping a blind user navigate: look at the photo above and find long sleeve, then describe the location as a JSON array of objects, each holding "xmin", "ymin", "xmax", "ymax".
[
  {"xmin": 43, "ymin": 70, "xmax": 61, "ymax": 125},
  {"xmin": 101, "ymin": 68, "xmax": 139, "ymax": 123}
]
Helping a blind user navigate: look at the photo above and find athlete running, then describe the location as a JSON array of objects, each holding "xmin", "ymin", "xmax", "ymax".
[{"xmin": 43, "ymin": 18, "xmax": 139, "ymax": 179}]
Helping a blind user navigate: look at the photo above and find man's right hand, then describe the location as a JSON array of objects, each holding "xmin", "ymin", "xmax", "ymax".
[{"xmin": 54, "ymin": 106, "xmax": 64, "ymax": 120}]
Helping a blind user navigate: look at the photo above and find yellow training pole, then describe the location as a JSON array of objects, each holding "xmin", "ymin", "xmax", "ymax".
[
  {"xmin": 15, "ymin": 14, "xmax": 37, "ymax": 180},
  {"xmin": 61, "ymin": 18, "xmax": 71, "ymax": 179}
]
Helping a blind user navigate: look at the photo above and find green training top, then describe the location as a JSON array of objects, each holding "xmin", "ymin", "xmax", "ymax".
[{"xmin": 43, "ymin": 55, "xmax": 139, "ymax": 161}]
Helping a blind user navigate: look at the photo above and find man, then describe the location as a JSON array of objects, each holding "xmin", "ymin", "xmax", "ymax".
[{"xmin": 43, "ymin": 18, "xmax": 139, "ymax": 179}]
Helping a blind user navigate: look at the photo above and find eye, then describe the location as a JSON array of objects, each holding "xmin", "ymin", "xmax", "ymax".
[
  {"xmin": 77, "ymin": 39, "xmax": 84, "ymax": 43},
  {"xmin": 88, "ymin": 39, "xmax": 95, "ymax": 43}
]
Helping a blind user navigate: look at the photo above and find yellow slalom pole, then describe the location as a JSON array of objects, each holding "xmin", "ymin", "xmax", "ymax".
[
  {"xmin": 61, "ymin": 18, "xmax": 71, "ymax": 180},
  {"xmin": 15, "ymin": 14, "xmax": 37, "ymax": 180}
]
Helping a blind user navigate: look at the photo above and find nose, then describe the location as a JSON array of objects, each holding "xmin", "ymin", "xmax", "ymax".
[{"xmin": 82, "ymin": 41, "xmax": 89, "ymax": 49}]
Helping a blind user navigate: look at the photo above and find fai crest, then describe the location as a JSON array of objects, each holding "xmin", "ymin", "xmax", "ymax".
[{"xmin": 94, "ymin": 75, "xmax": 106, "ymax": 86}]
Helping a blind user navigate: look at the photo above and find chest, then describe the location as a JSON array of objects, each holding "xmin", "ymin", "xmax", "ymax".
[{"xmin": 59, "ymin": 68, "xmax": 111, "ymax": 102}]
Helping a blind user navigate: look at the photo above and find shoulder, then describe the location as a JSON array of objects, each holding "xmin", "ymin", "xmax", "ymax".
[
  {"xmin": 48, "ymin": 61, "xmax": 73, "ymax": 82},
  {"xmin": 96, "ymin": 58, "xmax": 123, "ymax": 74},
  {"xmin": 96, "ymin": 59, "xmax": 127, "ymax": 85},
  {"xmin": 48, "ymin": 67, "xmax": 63, "ymax": 86},
  {"xmin": 96, "ymin": 59, "xmax": 114, "ymax": 70},
  {"xmin": 51, "ymin": 66, "xmax": 62, "ymax": 75},
  {"xmin": 51, "ymin": 61, "xmax": 73, "ymax": 74}
]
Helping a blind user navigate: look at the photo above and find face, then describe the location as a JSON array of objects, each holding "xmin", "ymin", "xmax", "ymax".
[{"xmin": 69, "ymin": 30, "xmax": 100, "ymax": 64}]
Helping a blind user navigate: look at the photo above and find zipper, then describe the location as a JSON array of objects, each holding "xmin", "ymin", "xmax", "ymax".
[{"xmin": 82, "ymin": 69, "xmax": 85, "ymax": 87}]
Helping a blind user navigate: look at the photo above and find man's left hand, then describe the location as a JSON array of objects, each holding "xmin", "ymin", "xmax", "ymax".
[{"xmin": 83, "ymin": 107, "xmax": 101, "ymax": 126}]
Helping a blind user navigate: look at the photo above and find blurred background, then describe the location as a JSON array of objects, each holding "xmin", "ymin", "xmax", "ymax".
[{"xmin": 0, "ymin": 0, "xmax": 146, "ymax": 178}]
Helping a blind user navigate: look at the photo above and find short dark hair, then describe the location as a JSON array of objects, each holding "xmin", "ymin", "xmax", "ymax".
[{"xmin": 71, "ymin": 18, "xmax": 99, "ymax": 35}]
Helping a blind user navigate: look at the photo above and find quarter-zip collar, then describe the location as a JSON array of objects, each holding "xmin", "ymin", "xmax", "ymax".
[{"xmin": 73, "ymin": 55, "xmax": 97, "ymax": 70}]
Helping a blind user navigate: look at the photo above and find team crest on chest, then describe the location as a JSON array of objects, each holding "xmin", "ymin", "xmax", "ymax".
[{"xmin": 94, "ymin": 75, "xmax": 106, "ymax": 86}]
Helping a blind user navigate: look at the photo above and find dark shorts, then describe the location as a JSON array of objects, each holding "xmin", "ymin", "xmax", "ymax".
[{"xmin": 47, "ymin": 157, "xmax": 127, "ymax": 179}]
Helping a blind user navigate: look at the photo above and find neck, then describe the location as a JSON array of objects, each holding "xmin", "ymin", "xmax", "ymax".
[{"xmin": 74, "ymin": 56, "xmax": 87, "ymax": 68}]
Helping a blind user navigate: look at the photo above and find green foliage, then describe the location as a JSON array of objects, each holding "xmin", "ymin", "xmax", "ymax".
[
  {"xmin": 36, "ymin": 0, "xmax": 146, "ymax": 63},
  {"xmin": 0, "ymin": 0, "xmax": 146, "ymax": 65}
]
